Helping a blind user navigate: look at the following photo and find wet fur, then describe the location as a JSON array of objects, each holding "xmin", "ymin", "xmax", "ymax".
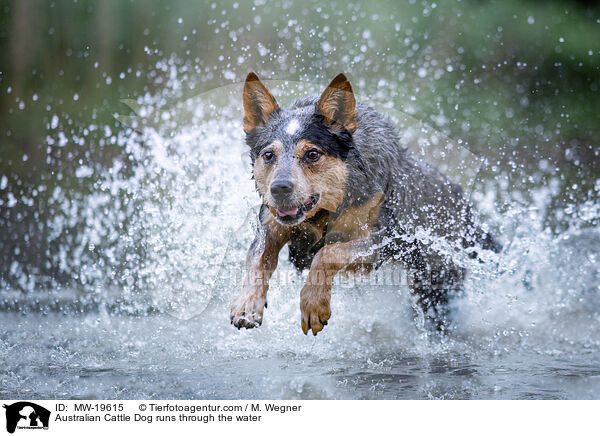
[{"xmin": 231, "ymin": 73, "xmax": 501, "ymax": 335}]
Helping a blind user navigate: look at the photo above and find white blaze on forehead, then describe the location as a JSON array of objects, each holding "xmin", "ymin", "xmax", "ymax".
[{"xmin": 285, "ymin": 118, "xmax": 300, "ymax": 135}]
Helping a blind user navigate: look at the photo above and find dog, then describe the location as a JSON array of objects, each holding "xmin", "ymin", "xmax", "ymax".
[{"xmin": 230, "ymin": 72, "xmax": 500, "ymax": 335}]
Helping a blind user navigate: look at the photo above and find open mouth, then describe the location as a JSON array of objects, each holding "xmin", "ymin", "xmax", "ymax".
[{"xmin": 275, "ymin": 194, "xmax": 320, "ymax": 223}]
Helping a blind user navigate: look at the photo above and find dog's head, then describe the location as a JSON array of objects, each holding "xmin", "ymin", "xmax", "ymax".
[{"xmin": 243, "ymin": 72, "xmax": 358, "ymax": 225}]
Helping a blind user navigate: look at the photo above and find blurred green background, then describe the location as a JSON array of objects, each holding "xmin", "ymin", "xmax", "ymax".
[{"xmin": 0, "ymin": 0, "xmax": 599, "ymax": 293}]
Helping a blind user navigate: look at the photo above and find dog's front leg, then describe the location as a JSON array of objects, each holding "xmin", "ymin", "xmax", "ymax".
[
  {"xmin": 301, "ymin": 238, "xmax": 374, "ymax": 335},
  {"xmin": 230, "ymin": 218, "xmax": 289, "ymax": 329}
]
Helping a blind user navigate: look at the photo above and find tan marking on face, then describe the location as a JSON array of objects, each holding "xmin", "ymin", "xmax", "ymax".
[
  {"xmin": 254, "ymin": 139, "xmax": 348, "ymax": 224},
  {"xmin": 294, "ymin": 139, "xmax": 347, "ymax": 218}
]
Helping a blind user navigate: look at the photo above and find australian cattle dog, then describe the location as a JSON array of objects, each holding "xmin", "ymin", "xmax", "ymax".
[{"xmin": 230, "ymin": 72, "xmax": 500, "ymax": 335}]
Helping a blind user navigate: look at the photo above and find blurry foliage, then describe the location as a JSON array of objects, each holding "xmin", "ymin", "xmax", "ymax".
[{"xmin": 0, "ymin": 0, "xmax": 599, "ymax": 292}]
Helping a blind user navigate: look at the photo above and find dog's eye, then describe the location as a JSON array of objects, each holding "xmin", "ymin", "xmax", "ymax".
[
  {"xmin": 262, "ymin": 151, "xmax": 275, "ymax": 163},
  {"xmin": 304, "ymin": 149, "xmax": 321, "ymax": 163}
]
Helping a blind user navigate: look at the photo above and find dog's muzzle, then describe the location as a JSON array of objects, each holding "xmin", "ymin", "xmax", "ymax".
[
  {"xmin": 270, "ymin": 180, "xmax": 294, "ymax": 203},
  {"xmin": 274, "ymin": 194, "xmax": 320, "ymax": 224}
]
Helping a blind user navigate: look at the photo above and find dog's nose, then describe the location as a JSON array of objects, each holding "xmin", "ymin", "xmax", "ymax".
[{"xmin": 270, "ymin": 180, "xmax": 294, "ymax": 200}]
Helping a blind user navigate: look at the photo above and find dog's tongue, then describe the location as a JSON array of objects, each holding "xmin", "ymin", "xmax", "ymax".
[{"xmin": 277, "ymin": 206, "xmax": 298, "ymax": 217}]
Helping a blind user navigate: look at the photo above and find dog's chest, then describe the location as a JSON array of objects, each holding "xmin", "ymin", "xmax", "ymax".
[{"xmin": 288, "ymin": 193, "xmax": 384, "ymax": 270}]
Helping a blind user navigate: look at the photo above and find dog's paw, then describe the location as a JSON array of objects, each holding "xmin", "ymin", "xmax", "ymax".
[
  {"xmin": 300, "ymin": 286, "xmax": 331, "ymax": 336},
  {"xmin": 230, "ymin": 291, "xmax": 267, "ymax": 329}
]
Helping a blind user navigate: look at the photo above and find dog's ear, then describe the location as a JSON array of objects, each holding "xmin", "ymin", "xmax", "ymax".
[
  {"xmin": 316, "ymin": 73, "xmax": 357, "ymax": 133},
  {"xmin": 243, "ymin": 72, "xmax": 279, "ymax": 134}
]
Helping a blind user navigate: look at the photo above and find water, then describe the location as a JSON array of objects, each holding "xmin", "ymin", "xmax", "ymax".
[
  {"xmin": 1, "ymin": 80, "xmax": 599, "ymax": 400},
  {"xmin": 1, "ymin": 309, "xmax": 599, "ymax": 400}
]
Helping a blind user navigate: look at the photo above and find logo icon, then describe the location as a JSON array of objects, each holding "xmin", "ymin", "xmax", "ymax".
[{"xmin": 3, "ymin": 402, "xmax": 50, "ymax": 434}]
